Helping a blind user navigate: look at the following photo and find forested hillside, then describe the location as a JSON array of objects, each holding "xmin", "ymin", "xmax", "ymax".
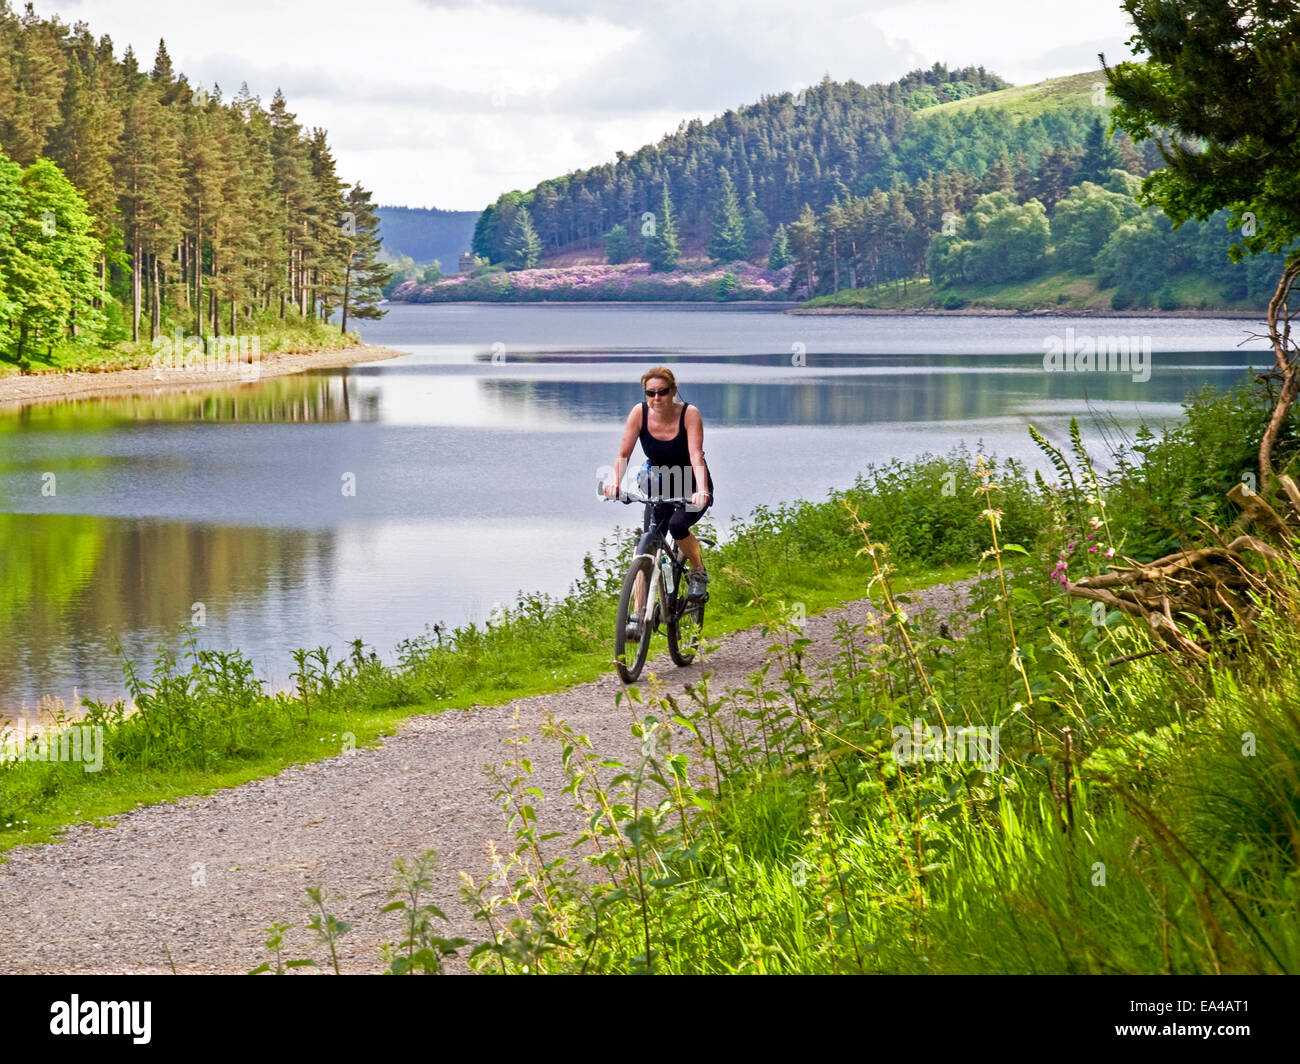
[
  {"xmin": 472, "ymin": 64, "xmax": 1010, "ymax": 264},
  {"xmin": 465, "ymin": 61, "xmax": 1292, "ymax": 311},
  {"xmin": 0, "ymin": 2, "xmax": 384, "ymax": 367}
]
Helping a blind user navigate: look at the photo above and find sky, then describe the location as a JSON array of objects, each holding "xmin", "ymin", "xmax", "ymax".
[{"xmin": 33, "ymin": 0, "xmax": 1138, "ymax": 211}]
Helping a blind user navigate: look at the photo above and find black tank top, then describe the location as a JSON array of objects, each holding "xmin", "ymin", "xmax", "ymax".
[{"xmin": 638, "ymin": 400, "xmax": 714, "ymax": 497}]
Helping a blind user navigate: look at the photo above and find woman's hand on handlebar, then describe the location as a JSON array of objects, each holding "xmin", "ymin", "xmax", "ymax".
[
  {"xmin": 690, "ymin": 490, "xmax": 711, "ymax": 510},
  {"xmin": 603, "ymin": 479, "xmax": 621, "ymax": 499}
]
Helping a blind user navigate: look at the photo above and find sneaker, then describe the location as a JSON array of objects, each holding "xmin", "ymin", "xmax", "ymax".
[
  {"xmin": 625, "ymin": 611, "xmax": 643, "ymax": 640},
  {"xmin": 686, "ymin": 569, "xmax": 710, "ymax": 600}
]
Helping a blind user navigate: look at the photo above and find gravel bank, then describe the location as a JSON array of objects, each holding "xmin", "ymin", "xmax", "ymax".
[{"xmin": 0, "ymin": 343, "xmax": 409, "ymax": 410}]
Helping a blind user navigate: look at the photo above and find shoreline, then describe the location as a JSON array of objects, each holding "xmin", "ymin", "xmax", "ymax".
[
  {"xmin": 788, "ymin": 304, "xmax": 1266, "ymax": 318},
  {"xmin": 385, "ymin": 297, "xmax": 1265, "ymax": 320},
  {"xmin": 0, "ymin": 343, "xmax": 411, "ymax": 410},
  {"xmin": 387, "ymin": 298, "xmax": 798, "ymax": 309}
]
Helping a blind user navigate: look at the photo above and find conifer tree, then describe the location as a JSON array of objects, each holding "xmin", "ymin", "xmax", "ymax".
[
  {"xmin": 767, "ymin": 223, "xmax": 790, "ymax": 269},
  {"xmin": 340, "ymin": 182, "xmax": 388, "ymax": 333},
  {"xmin": 647, "ymin": 185, "xmax": 680, "ymax": 272},
  {"xmin": 505, "ymin": 206, "xmax": 541, "ymax": 269},
  {"xmin": 708, "ymin": 169, "xmax": 748, "ymax": 262}
]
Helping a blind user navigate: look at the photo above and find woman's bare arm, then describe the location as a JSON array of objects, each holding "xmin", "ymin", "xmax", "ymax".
[
  {"xmin": 684, "ymin": 405, "xmax": 710, "ymax": 507},
  {"xmin": 604, "ymin": 405, "xmax": 642, "ymax": 496}
]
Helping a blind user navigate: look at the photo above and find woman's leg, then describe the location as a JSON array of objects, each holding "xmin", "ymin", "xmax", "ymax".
[
  {"xmin": 674, "ymin": 530, "xmax": 704, "ymax": 570},
  {"xmin": 669, "ymin": 508, "xmax": 708, "ymax": 570}
]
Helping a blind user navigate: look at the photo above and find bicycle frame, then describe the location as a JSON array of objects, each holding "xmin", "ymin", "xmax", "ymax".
[{"xmin": 631, "ymin": 502, "xmax": 688, "ymax": 632}]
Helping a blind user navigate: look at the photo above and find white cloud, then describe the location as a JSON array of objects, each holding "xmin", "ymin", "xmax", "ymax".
[{"xmin": 27, "ymin": 0, "xmax": 1139, "ymax": 210}]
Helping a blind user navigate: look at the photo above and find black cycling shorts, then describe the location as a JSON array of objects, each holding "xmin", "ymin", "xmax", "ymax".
[{"xmin": 644, "ymin": 499, "xmax": 711, "ymax": 540}]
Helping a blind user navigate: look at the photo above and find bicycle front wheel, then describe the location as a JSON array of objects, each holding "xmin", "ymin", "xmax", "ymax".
[
  {"xmin": 615, "ymin": 555, "xmax": 653, "ymax": 683},
  {"xmin": 667, "ymin": 568, "xmax": 704, "ymax": 666}
]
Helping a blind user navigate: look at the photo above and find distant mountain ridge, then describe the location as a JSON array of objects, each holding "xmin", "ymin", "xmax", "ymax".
[{"xmin": 376, "ymin": 205, "xmax": 479, "ymax": 268}]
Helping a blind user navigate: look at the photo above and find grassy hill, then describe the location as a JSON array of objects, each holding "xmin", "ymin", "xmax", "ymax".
[{"xmin": 921, "ymin": 69, "xmax": 1105, "ymax": 120}]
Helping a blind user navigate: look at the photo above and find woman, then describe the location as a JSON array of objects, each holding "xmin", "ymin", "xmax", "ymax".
[{"xmin": 603, "ymin": 366, "xmax": 714, "ymax": 602}]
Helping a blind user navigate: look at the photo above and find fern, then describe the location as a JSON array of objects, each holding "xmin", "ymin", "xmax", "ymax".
[{"xmin": 1029, "ymin": 423, "xmax": 1084, "ymax": 523}]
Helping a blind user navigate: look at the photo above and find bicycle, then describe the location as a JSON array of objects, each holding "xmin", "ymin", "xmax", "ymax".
[{"xmin": 603, "ymin": 487, "xmax": 714, "ymax": 684}]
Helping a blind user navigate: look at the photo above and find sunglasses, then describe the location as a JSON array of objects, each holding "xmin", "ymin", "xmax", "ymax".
[{"xmin": 645, "ymin": 387, "xmax": 672, "ymax": 397}]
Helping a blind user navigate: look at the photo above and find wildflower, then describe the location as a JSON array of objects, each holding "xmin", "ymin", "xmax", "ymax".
[{"xmin": 1105, "ymin": 547, "xmax": 1115, "ymax": 559}]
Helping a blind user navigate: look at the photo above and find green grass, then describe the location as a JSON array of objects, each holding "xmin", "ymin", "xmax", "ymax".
[
  {"xmin": 799, "ymin": 269, "xmax": 1261, "ymax": 314},
  {"xmin": 442, "ymin": 428, "xmax": 1300, "ymax": 975},
  {"xmin": 921, "ymin": 70, "xmax": 1106, "ymax": 120}
]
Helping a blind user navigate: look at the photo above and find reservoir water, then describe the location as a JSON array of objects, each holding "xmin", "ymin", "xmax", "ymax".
[{"xmin": 0, "ymin": 304, "xmax": 1271, "ymax": 720}]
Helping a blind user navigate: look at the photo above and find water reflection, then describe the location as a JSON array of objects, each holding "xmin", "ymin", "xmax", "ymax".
[
  {"xmin": 2, "ymin": 373, "xmax": 362, "ymax": 428},
  {"xmin": 0, "ymin": 513, "xmax": 333, "ymax": 723}
]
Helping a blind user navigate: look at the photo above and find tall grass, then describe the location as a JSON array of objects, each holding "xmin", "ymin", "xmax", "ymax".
[{"xmin": 437, "ymin": 421, "xmax": 1298, "ymax": 974}]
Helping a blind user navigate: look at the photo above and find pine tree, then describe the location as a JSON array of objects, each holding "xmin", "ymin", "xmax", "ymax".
[
  {"xmin": 646, "ymin": 185, "xmax": 680, "ymax": 271},
  {"xmin": 604, "ymin": 223, "xmax": 630, "ymax": 264},
  {"xmin": 505, "ymin": 207, "xmax": 541, "ymax": 269},
  {"xmin": 708, "ymin": 169, "xmax": 748, "ymax": 262},
  {"xmin": 340, "ymin": 182, "xmax": 388, "ymax": 333},
  {"xmin": 767, "ymin": 223, "xmax": 790, "ymax": 269},
  {"xmin": 788, "ymin": 204, "xmax": 819, "ymax": 294},
  {"xmin": 1077, "ymin": 118, "xmax": 1122, "ymax": 185}
]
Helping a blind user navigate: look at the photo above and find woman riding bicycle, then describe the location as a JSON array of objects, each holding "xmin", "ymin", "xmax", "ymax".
[{"xmin": 603, "ymin": 366, "xmax": 714, "ymax": 601}]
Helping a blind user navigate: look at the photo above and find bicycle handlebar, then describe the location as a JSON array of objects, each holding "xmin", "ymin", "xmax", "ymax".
[{"xmin": 600, "ymin": 487, "xmax": 695, "ymax": 507}]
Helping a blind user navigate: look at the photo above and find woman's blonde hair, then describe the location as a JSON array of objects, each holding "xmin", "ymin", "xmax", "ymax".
[{"xmin": 640, "ymin": 366, "xmax": 677, "ymax": 393}]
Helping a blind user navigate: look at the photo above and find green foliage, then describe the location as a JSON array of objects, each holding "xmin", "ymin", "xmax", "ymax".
[
  {"xmin": 931, "ymin": 190, "xmax": 1050, "ymax": 286},
  {"xmin": 767, "ymin": 223, "xmax": 791, "ymax": 270},
  {"xmin": 1104, "ymin": 380, "xmax": 1300, "ymax": 559},
  {"xmin": 0, "ymin": 12, "xmax": 364, "ymax": 356},
  {"xmin": 604, "ymin": 223, "xmax": 630, "ymax": 265},
  {"xmin": 340, "ymin": 182, "xmax": 389, "ymax": 331},
  {"xmin": 1051, "ymin": 181, "xmax": 1141, "ymax": 271},
  {"xmin": 504, "ymin": 207, "xmax": 541, "ymax": 270},
  {"xmin": 1106, "ymin": 0, "xmax": 1300, "ymax": 264},
  {"xmin": 646, "ymin": 186, "xmax": 680, "ymax": 272},
  {"xmin": 708, "ymin": 170, "xmax": 749, "ymax": 263},
  {"xmin": 0, "ymin": 150, "xmax": 104, "ymax": 362}
]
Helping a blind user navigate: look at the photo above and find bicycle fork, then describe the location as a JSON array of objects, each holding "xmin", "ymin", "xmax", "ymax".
[{"xmin": 633, "ymin": 542, "xmax": 682, "ymax": 631}]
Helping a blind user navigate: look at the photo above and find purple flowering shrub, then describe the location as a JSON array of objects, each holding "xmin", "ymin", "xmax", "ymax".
[{"xmin": 391, "ymin": 261, "xmax": 794, "ymax": 302}]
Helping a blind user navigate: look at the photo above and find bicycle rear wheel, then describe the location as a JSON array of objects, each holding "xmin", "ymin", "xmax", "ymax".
[
  {"xmin": 615, "ymin": 555, "xmax": 653, "ymax": 683},
  {"xmin": 667, "ymin": 568, "xmax": 704, "ymax": 666}
]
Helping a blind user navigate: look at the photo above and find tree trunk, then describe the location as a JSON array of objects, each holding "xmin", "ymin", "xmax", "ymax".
[
  {"xmin": 341, "ymin": 255, "xmax": 353, "ymax": 335},
  {"xmin": 194, "ymin": 225, "xmax": 203, "ymax": 338},
  {"xmin": 151, "ymin": 252, "xmax": 161, "ymax": 341},
  {"xmin": 1259, "ymin": 257, "xmax": 1300, "ymax": 495},
  {"xmin": 131, "ymin": 229, "xmax": 142, "ymax": 343}
]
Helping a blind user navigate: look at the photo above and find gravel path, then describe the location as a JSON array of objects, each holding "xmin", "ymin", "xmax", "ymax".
[{"xmin": 0, "ymin": 578, "xmax": 977, "ymax": 974}]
